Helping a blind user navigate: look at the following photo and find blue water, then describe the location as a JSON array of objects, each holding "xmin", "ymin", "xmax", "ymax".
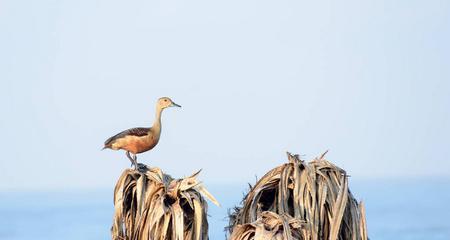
[{"xmin": 1, "ymin": 179, "xmax": 449, "ymax": 240}]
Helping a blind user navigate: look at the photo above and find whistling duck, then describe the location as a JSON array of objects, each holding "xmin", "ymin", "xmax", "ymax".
[{"xmin": 103, "ymin": 97, "xmax": 181, "ymax": 168}]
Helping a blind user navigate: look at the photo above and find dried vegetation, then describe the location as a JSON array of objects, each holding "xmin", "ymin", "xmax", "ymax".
[
  {"xmin": 111, "ymin": 164, "xmax": 219, "ymax": 240},
  {"xmin": 110, "ymin": 152, "xmax": 368, "ymax": 240},
  {"xmin": 228, "ymin": 152, "xmax": 368, "ymax": 240}
]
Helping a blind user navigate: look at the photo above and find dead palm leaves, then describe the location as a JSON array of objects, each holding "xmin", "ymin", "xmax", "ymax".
[
  {"xmin": 230, "ymin": 211, "xmax": 309, "ymax": 240},
  {"xmin": 110, "ymin": 152, "xmax": 368, "ymax": 240},
  {"xmin": 228, "ymin": 152, "xmax": 368, "ymax": 240},
  {"xmin": 111, "ymin": 165, "xmax": 219, "ymax": 240}
]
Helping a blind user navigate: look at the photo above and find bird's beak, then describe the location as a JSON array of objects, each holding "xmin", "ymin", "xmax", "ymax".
[{"xmin": 171, "ymin": 102, "xmax": 181, "ymax": 108}]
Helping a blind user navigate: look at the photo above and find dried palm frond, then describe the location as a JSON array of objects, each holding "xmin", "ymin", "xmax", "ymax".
[
  {"xmin": 230, "ymin": 211, "xmax": 309, "ymax": 240},
  {"xmin": 111, "ymin": 164, "xmax": 220, "ymax": 240},
  {"xmin": 228, "ymin": 152, "xmax": 368, "ymax": 240}
]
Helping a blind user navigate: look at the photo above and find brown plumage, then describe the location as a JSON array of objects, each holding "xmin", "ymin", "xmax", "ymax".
[
  {"xmin": 104, "ymin": 127, "xmax": 151, "ymax": 153},
  {"xmin": 103, "ymin": 97, "xmax": 181, "ymax": 168}
]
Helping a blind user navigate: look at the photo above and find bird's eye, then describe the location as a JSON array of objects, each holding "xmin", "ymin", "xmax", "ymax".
[{"xmin": 164, "ymin": 99, "xmax": 168, "ymax": 102}]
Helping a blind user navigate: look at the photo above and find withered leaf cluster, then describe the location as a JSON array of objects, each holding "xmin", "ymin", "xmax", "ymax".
[{"xmin": 228, "ymin": 153, "xmax": 368, "ymax": 240}]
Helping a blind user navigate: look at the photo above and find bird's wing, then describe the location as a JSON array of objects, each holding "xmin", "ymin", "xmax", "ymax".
[{"xmin": 104, "ymin": 127, "xmax": 150, "ymax": 147}]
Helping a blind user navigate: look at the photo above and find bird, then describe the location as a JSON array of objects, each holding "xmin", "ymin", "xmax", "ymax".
[{"xmin": 103, "ymin": 97, "xmax": 181, "ymax": 169}]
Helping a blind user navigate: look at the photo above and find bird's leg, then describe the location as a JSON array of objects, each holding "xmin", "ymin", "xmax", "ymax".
[
  {"xmin": 133, "ymin": 154, "xmax": 138, "ymax": 170},
  {"xmin": 126, "ymin": 151, "xmax": 135, "ymax": 168}
]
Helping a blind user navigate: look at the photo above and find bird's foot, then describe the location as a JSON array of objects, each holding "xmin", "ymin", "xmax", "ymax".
[{"xmin": 135, "ymin": 163, "xmax": 148, "ymax": 172}]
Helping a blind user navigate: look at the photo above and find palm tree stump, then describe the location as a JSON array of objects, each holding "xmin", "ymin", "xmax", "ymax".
[
  {"xmin": 228, "ymin": 152, "xmax": 368, "ymax": 240},
  {"xmin": 111, "ymin": 164, "xmax": 219, "ymax": 240}
]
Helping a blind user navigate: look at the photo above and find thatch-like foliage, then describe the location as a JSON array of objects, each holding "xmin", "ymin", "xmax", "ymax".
[
  {"xmin": 229, "ymin": 211, "xmax": 309, "ymax": 240},
  {"xmin": 228, "ymin": 152, "xmax": 368, "ymax": 240},
  {"xmin": 112, "ymin": 164, "xmax": 220, "ymax": 240}
]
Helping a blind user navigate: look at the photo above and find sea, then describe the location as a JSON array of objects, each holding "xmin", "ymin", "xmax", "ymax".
[{"xmin": 1, "ymin": 179, "xmax": 449, "ymax": 240}]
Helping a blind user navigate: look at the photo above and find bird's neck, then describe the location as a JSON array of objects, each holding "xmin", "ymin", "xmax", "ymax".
[{"xmin": 152, "ymin": 107, "xmax": 163, "ymax": 134}]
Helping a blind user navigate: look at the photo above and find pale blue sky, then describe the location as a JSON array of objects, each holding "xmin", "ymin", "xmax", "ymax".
[{"xmin": 1, "ymin": 0, "xmax": 449, "ymax": 190}]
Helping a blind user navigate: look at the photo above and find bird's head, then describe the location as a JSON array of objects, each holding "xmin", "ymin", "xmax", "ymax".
[{"xmin": 157, "ymin": 97, "xmax": 181, "ymax": 109}]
